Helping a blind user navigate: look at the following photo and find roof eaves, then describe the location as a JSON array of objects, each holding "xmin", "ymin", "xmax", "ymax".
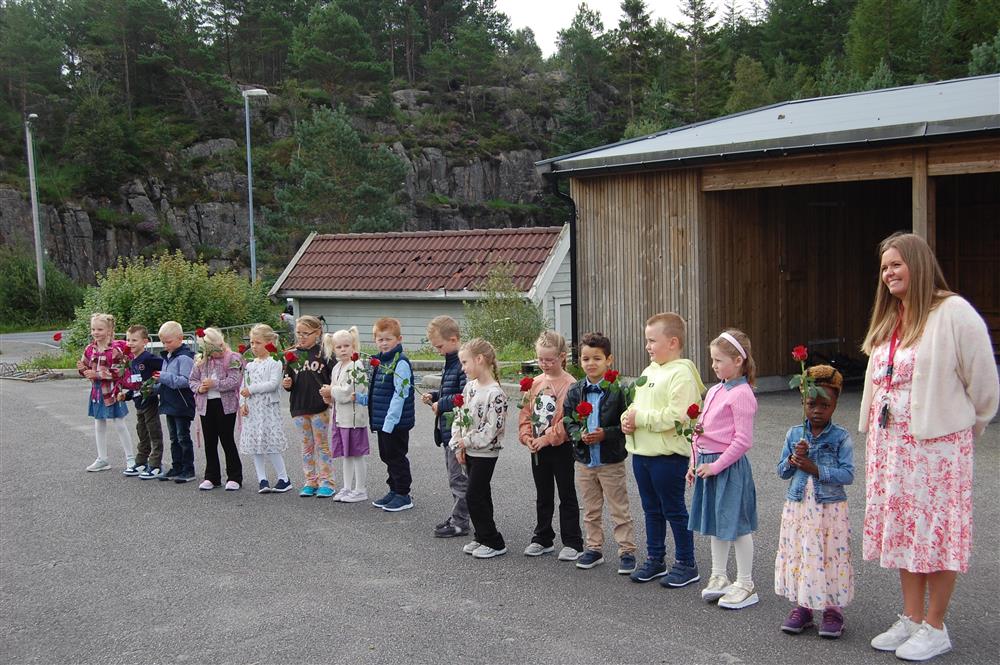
[
  {"xmin": 270, "ymin": 288, "xmax": 493, "ymax": 301},
  {"xmin": 268, "ymin": 231, "xmax": 317, "ymax": 298}
]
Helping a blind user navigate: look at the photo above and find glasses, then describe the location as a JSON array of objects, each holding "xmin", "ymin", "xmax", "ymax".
[
  {"xmin": 537, "ymin": 356, "xmax": 559, "ymax": 365},
  {"xmin": 295, "ymin": 330, "xmax": 317, "ymax": 337}
]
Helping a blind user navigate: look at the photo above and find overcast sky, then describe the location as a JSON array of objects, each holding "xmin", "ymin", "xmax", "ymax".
[{"xmin": 494, "ymin": 0, "xmax": 711, "ymax": 57}]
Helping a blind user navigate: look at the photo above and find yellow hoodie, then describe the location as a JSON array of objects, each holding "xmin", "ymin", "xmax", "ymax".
[{"xmin": 623, "ymin": 358, "xmax": 706, "ymax": 457}]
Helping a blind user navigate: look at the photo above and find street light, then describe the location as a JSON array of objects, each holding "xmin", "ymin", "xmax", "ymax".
[
  {"xmin": 242, "ymin": 88, "xmax": 268, "ymax": 281},
  {"xmin": 24, "ymin": 113, "xmax": 45, "ymax": 305}
]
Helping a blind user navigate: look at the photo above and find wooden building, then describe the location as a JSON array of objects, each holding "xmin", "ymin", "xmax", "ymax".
[{"xmin": 537, "ymin": 75, "xmax": 1000, "ymax": 381}]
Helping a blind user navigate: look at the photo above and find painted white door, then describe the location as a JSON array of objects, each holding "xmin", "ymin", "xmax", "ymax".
[{"xmin": 554, "ymin": 297, "xmax": 573, "ymax": 345}]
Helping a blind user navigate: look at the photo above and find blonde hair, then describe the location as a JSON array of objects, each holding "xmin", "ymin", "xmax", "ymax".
[
  {"xmin": 535, "ymin": 329, "xmax": 569, "ymax": 369},
  {"xmin": 711, "ymin": 328, "xmax": 756, "ymax": 387},
  {"xmin": 158, "ymin": 320, "xmax": 183, "ymax": 339},
  {"xmin": 249, "ymin": 323, "xmax": 278, "ymax": 343},
  {"xmin": 323, "ymin": 326, "xmax": 360, "ymax": 360},
  {"xmin": 296, "ymin": 315, "xmax": 323, "ymax": 334},
  {"xmin": 195, "ymin": 327, "xmax": 230, "ymax": 365},
  {"xmin": 427, "ymin": 315, "xmax": 460, "ymax": 340},
  {"xmin": 862, "ymin": 232, "xmax": 953, "ymax": 354},
  {"xmin": 462, "ymin": 337, "xmax": 499, "ymax": 381},
  {"xmin": 90, "ymin": 312, "xmax": 115, "ymax": 333},
  {"xmin": 373, "ymin": 317, "xmax": 402, "ymax": 338},
  {"xmin": 646, "ymin": 312, "xmax": 686, "ymax": 349}
]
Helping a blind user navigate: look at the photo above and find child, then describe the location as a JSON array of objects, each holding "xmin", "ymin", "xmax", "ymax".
[
  {"xmin": 155, "ymin": 321, "xmax": 196, "ymax": 483},
  {"xmin": 320, "ymin": 326, "xmax": 370, "ymax": 503},
  {"xmin": 189, "ymin": 327, "xmax": 244, "ymax": 491},
  {"xmin": 518, "ymin": 330, "xmax": 584, "ymax": 561},
  {"xmin": 77, "ymin": 313, "xmax": 135, "ymax": 472},
  {"xmin": 622, "ymin": 312, "xmax": 705, "ymax": 586},
  {"xmin": 688, "ymin": 329, "xmax": 759, "ymax": 609},
  {"xmin": 361, "ymin": 317, "xmax": 415, "ymax": 512},
  {"xmin": 282, "ymin": 315, "xmax": 335, "ymax": 498},
  {"xmin": 452, "ymin": 338, "xmax": 509, "ymax": 558},
  {"xmin": 775, "ymin": 365, "xmax": 854, "ymax": 638},
  {"xmin": 423, "ymin": 315, "xmax": 469, "ymax": 537},
  {"xmin": 118, "ymin": 325, "xmax": 164, "ymax": 479},
  {"xmin": 563, "ymin": 332, "xmax": 637, "ymax": 574},
  {"xmin": 239, "ymin": 324, "xmax": 292, "ymax": 494}
]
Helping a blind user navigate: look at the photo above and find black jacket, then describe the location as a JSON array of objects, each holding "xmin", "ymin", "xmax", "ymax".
[
  {"xmin": 563, "ymin": 379, "xmax": 628, "ymax": 465},
  {"xmin": 431, "ymin": 351, "xmax": 467, "ymax": 446}
]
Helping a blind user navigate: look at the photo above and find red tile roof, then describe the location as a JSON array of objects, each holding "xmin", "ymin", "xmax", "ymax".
[{"xmin": 276, "ymin": 226, "xmax": 565, "ymax": 293}]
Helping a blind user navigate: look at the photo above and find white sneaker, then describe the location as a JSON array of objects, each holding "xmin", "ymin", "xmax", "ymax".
[
  {"xmin": 523, "ymin": 542, "xmax": 555, "ymax": 557},
  {"xmin": 198, "ymin": 480, "xmax": 215, "ymax": 490},
  {"xmin": 342, "ymin": 490, "xmax": 367, "ymax": 503},
  {"xmin": 224, "ymin": 481, "xmax": 240, "ymax": 491},
  {"xmin": 334, "ymin": 489, "xmax": 354, "ymax": 502},
  {"xmin": 472, "ymin": 545, "xmax": 508, "ymax": 559},
  {"xmin": 463, "ymin": 541, "xmax": 481, "ymax": 555},
  {"xmin": 717, "ymin": 581, "xmax": 759, "ymax": 609},
  {"xmin": 86, "ymin": 458, "xmax": 110, "ymax": 472},
  {"xmin": 139, "ymin": 466, "xmax": 162, "ymax": 479},
  {"xmin": 871, "ymin": 615, "xmax": 920, "ymax": 651},
  {"xmin": 701, "ymin": 574, "xmax": 732, "ymax": 602},
  {"xmin": 557, "ymin": 546, "xmax": 582, "ymax": 561},
  {"xmin": 895, "ymin": 622, "xmax": 951, "ymax": 661}
]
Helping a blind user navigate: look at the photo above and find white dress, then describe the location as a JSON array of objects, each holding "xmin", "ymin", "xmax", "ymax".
[{"xmin": 239, "ymin": 358, "xmax": 288, "ymax": 455}]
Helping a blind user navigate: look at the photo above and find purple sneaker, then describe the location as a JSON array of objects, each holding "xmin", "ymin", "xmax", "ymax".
[
  {"xmin": 781, "ymin": 606, "xmax": 814, "ymax": 634},
  {"xmin": 818, "ymin": 607, "xmax": 844, "ymax": 639}
]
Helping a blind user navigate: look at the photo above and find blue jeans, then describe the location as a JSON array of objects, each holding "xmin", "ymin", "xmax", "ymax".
[
  {"xmin": 166, "ymin": 415, "xmax": 194, "ymax": 474},
  {"xmin": 632, "ymin": 453, "xmax": 695, "ymax": 565}
]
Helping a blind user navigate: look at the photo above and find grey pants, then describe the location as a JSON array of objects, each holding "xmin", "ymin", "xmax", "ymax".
[{"xmin": 444, "ymin": 443, "xmax": 470, "ymax": 529}]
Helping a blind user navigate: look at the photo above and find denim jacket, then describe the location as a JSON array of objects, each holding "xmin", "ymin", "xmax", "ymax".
[{"xmin": 776, "ymin": 421, "xmax": 854, "ymax": 504}]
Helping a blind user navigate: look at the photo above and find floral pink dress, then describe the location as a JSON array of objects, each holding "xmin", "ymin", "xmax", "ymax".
[{"xmin": 863, "ymin": 342, "xmax": 975, "ymax": 573}]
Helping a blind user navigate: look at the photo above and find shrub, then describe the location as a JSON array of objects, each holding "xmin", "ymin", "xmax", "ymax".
[
  {"xmin": 463, "ymin": 264, "xmax": 548, "ymax": 351},
  {"xmin": 66, "ymin": 251, "xmax": 279, "ymax": 350},
  {"xmin": 0, "ymin": 245, "xmax": 83, "ymax": 327}
]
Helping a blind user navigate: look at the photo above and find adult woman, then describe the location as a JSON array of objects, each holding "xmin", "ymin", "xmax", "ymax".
[{"xmin": 860, "ymin": 232, "xmax": 998, "ymax": 661}]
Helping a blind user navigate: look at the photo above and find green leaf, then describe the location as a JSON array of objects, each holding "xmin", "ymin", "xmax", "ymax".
[
  {"xmin": 634, "ymin": 376, "xmax": 648, "ymax": 387},
  {"xmin": 789, "ymin": 375, "xmax": 802, "ymax": 388},
  {"xmin": 562, "ymin": 416, "xmax": 574, "ymax": 426}
]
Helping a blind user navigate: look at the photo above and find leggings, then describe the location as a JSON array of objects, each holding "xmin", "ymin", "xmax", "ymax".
[{"xmin": 94, "ymin": 418, "xmax": 133, "ymax": 463}]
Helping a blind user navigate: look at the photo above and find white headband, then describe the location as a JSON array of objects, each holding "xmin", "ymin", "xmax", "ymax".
[{"xmin": 718, "ymin": 332, "xmax": 747, "ymax": 359}]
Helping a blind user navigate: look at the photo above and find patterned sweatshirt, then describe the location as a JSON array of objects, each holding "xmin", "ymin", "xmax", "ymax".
[
  {"xmin": 518, "ymin": 371, "xmax": 575, "ymax": 448},
  {"xmin": 450, "ymin": 380, "xmax": 508, "ymax": 458},
  {"xmin": 79, "ymin": 340, "xmax": 132, "ymax": 406}
]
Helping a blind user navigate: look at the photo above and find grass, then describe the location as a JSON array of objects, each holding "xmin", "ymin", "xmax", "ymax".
[
  {"xmin": 18, "ymin": 349, "xmax": 79, "ymax": 370},
  {"xmin": 0, "ymin": 321, "xmax": 73, "ymax": 335}
]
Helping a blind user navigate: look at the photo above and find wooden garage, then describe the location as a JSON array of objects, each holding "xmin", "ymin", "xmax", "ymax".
[{"xmin": 537, "ymin": 75, "xmax": 1000, "ymax": 381}]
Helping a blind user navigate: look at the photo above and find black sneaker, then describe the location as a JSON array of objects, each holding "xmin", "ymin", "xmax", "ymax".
[
  {"xmin": 174, "ymin": 470, "xmax": 197, "ymax": 483},
  {"xmin": 272, "ymin": 478, "xmax": 293, "ymax": 493},
  {"xmin": 159, "ymin": 468, "xmax": 179, "ymax": 482},
  {"xmin": 258, "ymin": 480, "xmax": 271, "ymax": 494},
  {"xmin": 575, "ymin": 550, "xmax": 605, "ymax": 569},
  {"xmin": 434, "ymin": 523, "xmax": 469, "ymax": 538}
]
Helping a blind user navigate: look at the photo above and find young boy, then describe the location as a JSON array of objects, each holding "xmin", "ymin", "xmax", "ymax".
[
  {"xmin": 422, "ymin": 316, "xmax": 469, "ymax": 537},
  {"xmin": 364, "ymin": 317, "xmax": 415, "ymax": 512},
  {"xmin": 154, "ymin": 321, "xmax": 196, "ymax": 483},
  {"xmin": 118, "ymin": 325, "xmax": 164, "ymax": 479},
  {"xmin": 563, "ymin": 332, "xmax": 637, "ymax": 574},
  {"xmin": 621, "ymin": 312, "xmax": 705, "ymax": 586}
]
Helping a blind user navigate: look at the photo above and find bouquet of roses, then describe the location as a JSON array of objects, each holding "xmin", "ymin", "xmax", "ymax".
[{"xmin": 562, "ymin": 400, "xmax": 594, "ymax": 442}]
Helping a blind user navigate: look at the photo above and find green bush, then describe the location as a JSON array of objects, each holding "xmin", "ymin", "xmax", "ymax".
[
  {"xmin": 66, "ymin": 251, "xmax": 279, "ymax": 350},
  {"xmin": 463, "ymin": 264, "xmax": 548, "ymax": 352},
  {"xmin": 0, "ymin": 245, "xmax": 83, "ymax": 327}
]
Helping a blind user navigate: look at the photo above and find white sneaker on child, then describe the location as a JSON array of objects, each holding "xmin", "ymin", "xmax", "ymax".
[
  {"xmin": 557, "ymin": 547, "xmax": 582, "ymax": 561},
  {"xmin": 463, "ymin": 541, "xmax": 481, "ymax": 555},
  {"xmin": 334, "ymin": 489, "xmax": 354, "ymax": 502},
  {"xmin": 86, "ymin": 458, "xmax": 110, "ymax": 472},
  {"xmin": 472, "ymin": 545, "xmax": 507, "ymax": 559},
  {"xmin": 895, "ymin": 622, "xmax": 952, "ymax": 661},
  {"xmin": 342, "ymin": 490, "xmax": 367, "ymax": 503},
  {"xmin": 871, "ymin": 615, "xmax": 920, "ymax": 651}
]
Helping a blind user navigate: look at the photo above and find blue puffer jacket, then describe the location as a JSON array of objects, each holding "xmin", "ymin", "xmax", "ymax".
[
  {"xmin": 777, "ymin": 421, "xmax": 854, "ymax": 504},
  {"xmin": 431, "ymin": 351, "xmax": 466, "ymax": 446},
  {"xmin": 158, "ymin": 345, "xmax": 195, "ymax": 419},
  {"xmin": 367, "ymin": 344, "xmax": 415, "ymax": 433}
]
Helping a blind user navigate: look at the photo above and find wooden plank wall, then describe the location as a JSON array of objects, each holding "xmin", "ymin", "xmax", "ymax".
[{"xmin": 570, "ymin": 171, "xmax": 704, "ymax": 376}]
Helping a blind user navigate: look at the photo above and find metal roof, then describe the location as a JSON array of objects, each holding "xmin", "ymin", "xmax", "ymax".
[{"xmin": 537, "ymin": 74, "xmax": 1000, "ymax": 176}]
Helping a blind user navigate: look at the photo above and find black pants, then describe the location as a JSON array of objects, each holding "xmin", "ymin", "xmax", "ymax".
[
  {"xmin": 531, "ymin": 443, "xmax": 583, "ymax": 550},
  {"xmin": 201, "ymin": 399, "xmax": 241, "ymax": 485},
  {"xmin": 466, "ymin": 455, "xmax": 504, "ymax": 550},
  {"xmin": 377, "ymin": 429, "xmax": 411, "ymax": 495}
]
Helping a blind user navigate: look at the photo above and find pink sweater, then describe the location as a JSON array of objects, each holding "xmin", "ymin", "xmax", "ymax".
[{"xmin": 693, "ymin": 379, "xmax": 757, "ymax": 474}]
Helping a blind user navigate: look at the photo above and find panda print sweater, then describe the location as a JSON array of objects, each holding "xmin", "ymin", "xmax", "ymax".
[{"xmin": 518, "ymin": 371, "xmax": 575, "ymax": 448}]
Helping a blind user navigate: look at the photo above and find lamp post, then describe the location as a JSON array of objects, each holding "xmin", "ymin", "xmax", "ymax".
[
  {"xmin": 242, "ymin": 88, "xmax": 268, "ymax": 281},
  {"xmin": 24, "ymin": 113, "xmax": 45, "ymax": 305}
]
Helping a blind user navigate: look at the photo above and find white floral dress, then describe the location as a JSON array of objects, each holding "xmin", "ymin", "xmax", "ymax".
[
  {"xmin": 238, "ymin": 358, "xmax": 288, "ymax": 455},
  {"xmin": 863, "ymin": 342, "xmax": 975, "ymax": 573}
]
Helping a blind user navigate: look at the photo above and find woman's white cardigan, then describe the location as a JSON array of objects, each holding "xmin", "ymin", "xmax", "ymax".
[{"xmin": 859, "ymin": 295, "xmax": 999, "ymax": 439}]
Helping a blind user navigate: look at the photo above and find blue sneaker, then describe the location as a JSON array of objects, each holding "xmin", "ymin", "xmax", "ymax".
[
  {"xmin": 258, "ymin": 480, "xmax": 271, "ymax": 494},
  {"xmin": 381, "ymin": 494, "xmax": 413, "ymax": 512},
  {"xmin": 299, "ymin": 485, "xmax": 317, "ymax": 497},
  {"xmin": 575, "ymin": 550, "xmax": 605, "ymax": 569},
  {"xmin": 316, "ymin": 486, "xmax": 335, "ymax": 498},
  {"xmin": 272, "ymin": 478, "xmax": 293, "ymax": 493},
  {"xmin": 661, "ymin": 561, "xmax": 700, "ymax": 588},
  {"xmin": 372, "ymin": 491, "xmax": 396, "ymax": 508},
  {"xmin": 630, "ymin": 558, "xmax": 667, "ymax": 583},
  {"xmin": 617, "ymin": 553, "xmax": 637, "ymax": 575}
]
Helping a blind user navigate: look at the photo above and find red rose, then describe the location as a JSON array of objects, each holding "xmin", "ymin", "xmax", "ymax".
[
  {"xmin": 284, "ymin": 351, "xmax": 297, "ymax": 363},
  {"xmin": 519, "ymin": 376, "xmax": 534, "ymax": 392},
  {"xmin": 238, "ymin": 344, "xmax": 247, "ymax": 353},
  {"xmin": 686, "ymin": 403, "xmax": 701, "ymax": 420},
  {"xmin": 576, "ymin": 402, "xmax": 594, "ymax": 417},
  {"xmin": 603, "ymin": 369, "xmax": 619, "ymax": 383},
  {"xmin": 370, "ymin": 358, "xmax": 381, "ymax": 368},
  {"xmin": 791, "ymin": 345, "xmax": 808, "ymax": 362},
  {"xmin": 265, "ymin": 342, "xmax": 277, "ymax": 353},
  {"xmin": 453, "ymin": 394, "xmax": 464, "ymax": 407},
  {"xmin": 351, "ymin": 352, "xmax": 360, "ymax": 362},
  {"xmin": 53, "ymin": 332, "xmax": 62, "ymax": 342},
  {"xmin": 196, "ymin": 327, "xmax": 206, "ymax": 338}
]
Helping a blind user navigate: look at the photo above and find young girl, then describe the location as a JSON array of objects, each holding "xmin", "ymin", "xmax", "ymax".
[
  {"xmin": 452, "ymin": 338, "xmax": 509, "ymax": 559},
  {"xmin": 320, "ymin": 327, "xmax": 370, "ymax": 503},
  {"xmin": 77, "ymin": 313, "xmax": 135, "ymax": 472},
  {"xmin": 687, "ymin": 329, "xmax": 759, "ymax": 609},
  {"xmin": 282, "ymin": 315, "xmax": 335, "ymax": 497},
  {"xmin": 239, "ymin": 324, "xmax": 292, "ymax": 493},
  {"xmin": 775, "ymin": 365, "xmax": 854, "ymax": 639},
  {"xmin": 517, "ymin": 330, "xmax": 584, "ymax": 561},
  {"xmin": 189, "ymin": 327, "xmax": 244, "ymax": 491}
]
